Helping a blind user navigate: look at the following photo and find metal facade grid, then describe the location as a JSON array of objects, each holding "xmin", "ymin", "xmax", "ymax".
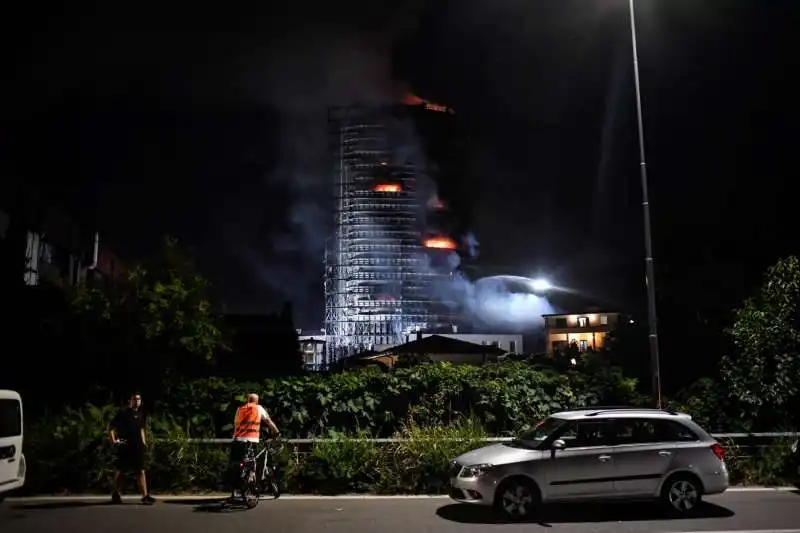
[{"xmin": 323, "ymin": 104, "xmax": 455, "ymax": 366}]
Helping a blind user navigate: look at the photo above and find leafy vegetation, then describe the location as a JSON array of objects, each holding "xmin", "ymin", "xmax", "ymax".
[
  {"xmin": 11, "ymin": 249, "xmax": 800, "ymax": 495},
  {"xmin": 722, "ymin": 255, "xmax": 800, "ymax": 428},
  {"xmin": 23, "ymin": 402, "xmax": 796, "ymax": 496},
  {"xmin": 68, "ymin": 236, "xmax": 224, "ymax": 397},
  {"xmin": 156, "ymin": 362, "xmax": 642, "ymax": 439}
]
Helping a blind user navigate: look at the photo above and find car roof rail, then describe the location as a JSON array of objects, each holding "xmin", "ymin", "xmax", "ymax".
[
  {"xmin": 584, "ymin": 407, "xmax": 681, "ymax": 417},
  {"xmin": 573, "ymin": 405, "xmax": 638, "ymax": 412}
]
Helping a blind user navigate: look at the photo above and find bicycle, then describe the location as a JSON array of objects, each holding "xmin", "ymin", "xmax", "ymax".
[{"xmin": 237, "ymin": 437, "xmax": 284, "ymax": 508}]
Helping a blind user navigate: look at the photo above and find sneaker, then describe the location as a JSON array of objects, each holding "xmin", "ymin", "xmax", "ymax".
[
  {"xmin": 141, "ymin": 495, "xmax": 156, "ymax": 505},
  {"xmin": 111, "ymin": 492, "xmax": 122, "ymax": 504}
]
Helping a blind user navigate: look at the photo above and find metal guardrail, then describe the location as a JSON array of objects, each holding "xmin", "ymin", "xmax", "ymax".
[{"xmin": 183, "ymin": 432, "xmax": 798, "ymax": 444}]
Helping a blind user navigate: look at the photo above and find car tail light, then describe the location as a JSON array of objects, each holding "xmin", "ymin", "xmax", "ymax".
[{"xmin": 711, "ymin": 443, "xmax": 725, "ymax": 461}]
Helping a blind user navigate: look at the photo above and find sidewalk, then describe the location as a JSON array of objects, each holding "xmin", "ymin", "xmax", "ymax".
[{"xmin": 7, "ymin": 486, "xmax": 797, "ymax": 502}]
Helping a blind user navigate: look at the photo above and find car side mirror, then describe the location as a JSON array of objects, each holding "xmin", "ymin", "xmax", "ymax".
[{"xmin": 551, "ymin": 439, "xmax": 566, "ymax": 450}]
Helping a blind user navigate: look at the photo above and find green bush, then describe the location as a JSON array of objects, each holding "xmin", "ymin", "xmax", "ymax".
[
  {"xmin": 24, "ymin": 404, "xmax": 118, "ymax": 494},
  {"xmin": 163, "ymin": 362, "xmax": 641, "ymax": 439},
  {"xmin": 722, "ymin": 437, "xmax": 796, "ymax": 486},
  {"xmin": 21, "ymin": 404, "xmax": 796, "ymax": 495},
  {"xmin": 23, "ymin": 406, "xmax": 229, "ymax": 495},
  {"xmin": 288, "ymin": 429, "xmax": 382, "ymax": 494},
  {"xmin": 19, "ymin": 362, "xmax": 797, "ymax": 495},
  {"xmin": 374, "ymin": 420, "xmax": 487, "ymax": 494}
]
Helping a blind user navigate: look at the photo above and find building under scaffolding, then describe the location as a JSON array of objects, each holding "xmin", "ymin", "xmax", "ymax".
[{"xmin": 324, "ymin": 99, "xmax": 459, "ymax": 365}]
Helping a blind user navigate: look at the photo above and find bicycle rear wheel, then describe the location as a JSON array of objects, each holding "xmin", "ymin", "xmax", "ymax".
[
  {"xmin": 242, "ymin": 479, "xmax": 260, "ymax": 508},
  {"xmin": 240, "ymin": 468, "xmax": 260, "ymax": 508}
]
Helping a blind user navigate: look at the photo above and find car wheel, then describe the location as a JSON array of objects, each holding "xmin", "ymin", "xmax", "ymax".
[
  {"xmin": 494, "ymin": 478, "xmax": 541, "ymax": 521},
  {"xmin": 661, "ymin": 474, "xmax": 702, "ymax": 515}
]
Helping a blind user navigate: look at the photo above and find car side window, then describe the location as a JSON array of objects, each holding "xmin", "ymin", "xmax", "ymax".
[
  {"xmin": 556, "ymin": 421, "xmax": 614, "ymax": 448},
  {"xmin": 615, "ymin": 419, "xmax": 698, "ymax": 445}
]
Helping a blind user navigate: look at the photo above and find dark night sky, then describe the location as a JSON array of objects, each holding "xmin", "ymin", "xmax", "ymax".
[{"xmin": 3, "ymin": 0, "xmax": 797, "ymax": 348}]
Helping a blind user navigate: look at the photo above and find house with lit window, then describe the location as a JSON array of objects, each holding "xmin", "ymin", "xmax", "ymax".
[{"xmin": 542, "ymin": 312, "xmax": 622, "ymax": 355}]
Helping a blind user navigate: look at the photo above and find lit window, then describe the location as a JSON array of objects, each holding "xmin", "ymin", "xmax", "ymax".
[
  {"xmin": 600, "ymin": 315, "xmax": 608, "ymax": 325},
  {"xmin": 577, "ymin": 317, "xmax": 588, "ymax": 328}
]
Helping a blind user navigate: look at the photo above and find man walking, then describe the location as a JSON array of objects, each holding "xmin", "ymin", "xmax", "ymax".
[
  {"xmin": 229, "ymin": 393, "xmax": 279, "ymax": 501},
  {"xmin": 109, "ymin": 393, "xmax": 156, "ymax": 504}
]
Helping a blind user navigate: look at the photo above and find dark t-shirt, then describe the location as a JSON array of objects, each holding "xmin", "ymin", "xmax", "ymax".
[{"xmin": 111, "ymin": 407, "xmax": 146, "ymax": 446}]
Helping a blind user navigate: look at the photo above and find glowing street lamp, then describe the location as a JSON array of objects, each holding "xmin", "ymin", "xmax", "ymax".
[{"xmin": 530, "ymin": 278, "xmax": 552, "ymax": 293}]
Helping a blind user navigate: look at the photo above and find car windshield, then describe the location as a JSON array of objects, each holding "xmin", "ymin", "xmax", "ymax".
[{"xmin": 515, "ymin": 417, "xmax": 566, "ymax": 443}]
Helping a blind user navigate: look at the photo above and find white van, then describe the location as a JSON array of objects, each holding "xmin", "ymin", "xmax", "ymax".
[{"xmin": 0, "ymin": 390, "xmax": 25, "ymax": 502}]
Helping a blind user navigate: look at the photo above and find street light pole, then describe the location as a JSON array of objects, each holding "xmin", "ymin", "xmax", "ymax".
[{"xmin": 627, "ymin": 0, "xmax": 662, "ymax": 408}]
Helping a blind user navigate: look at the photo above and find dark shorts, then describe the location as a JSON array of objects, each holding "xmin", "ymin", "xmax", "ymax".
[{"xmin": 116, "ymin": 444, "xmax": 145, "ymax": 472}]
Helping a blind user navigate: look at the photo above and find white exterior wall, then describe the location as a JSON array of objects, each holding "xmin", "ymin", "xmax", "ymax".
[
  {"xmin": 300, "ymin": 331, "xmax": 523, "ymax": 371},
  {"xmin": 375, "ymin": 333, "xmax": 523, "ymax": 354}
]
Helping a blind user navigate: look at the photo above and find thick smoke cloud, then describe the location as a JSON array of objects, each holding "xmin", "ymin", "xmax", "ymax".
[
  {"xmin": 208, "ymin": 2, "xmax": 555, "ymax": 331},
  {"xmin": 209, "ymin": 27, "xmax": 406, "ymax": 325},
  {"xmin": 430, "ymin": 245, "xmax": 557, "ymax": 332}
]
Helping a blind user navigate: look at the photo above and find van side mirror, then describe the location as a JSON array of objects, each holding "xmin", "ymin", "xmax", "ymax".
[{"xmin": 551, "ymin": 439, "xmax": 566, "ymax": 450}]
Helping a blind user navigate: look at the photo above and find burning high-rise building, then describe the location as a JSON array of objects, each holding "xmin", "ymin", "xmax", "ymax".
[{"xmin": 323, "ymin": 95, "xmax": 463, "ymax": 365}]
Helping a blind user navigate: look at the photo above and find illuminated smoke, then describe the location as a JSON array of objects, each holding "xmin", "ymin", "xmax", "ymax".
[
  {"xmin": 468, "ymin": 275, "xmax": 556, "ymax": 329},
  {"xmin": 427, "ymin": 248, "xmax": 556, "ymax": 332},
  {"xmin": 463, "ymin": 232, "xmax": 480, "ymax": 259}
]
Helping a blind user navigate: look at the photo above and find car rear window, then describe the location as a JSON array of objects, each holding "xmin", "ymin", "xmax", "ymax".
[
  {"xmin": 0, "ymin": 399, "xmax": 22, "ymax": 438},
  {"xmin": 614, "ymin": 418, "xmax": 698, "ymax": 444}
]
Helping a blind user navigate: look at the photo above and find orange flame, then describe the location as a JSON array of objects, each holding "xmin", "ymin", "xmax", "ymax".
[
  {"xmin": 402, "ymin": 94, "xmax": 426, "ymax": 106},
  {"xmin": 374, "ymin": 183, "xmax": 402, "ymax": 192},
  {"xmin": 424, "ymin": 236, "xmax": 457, "ymax": 250},
  {"xmin": 402, "ymin": 93, "xmax": 454, "ymax": 114}
]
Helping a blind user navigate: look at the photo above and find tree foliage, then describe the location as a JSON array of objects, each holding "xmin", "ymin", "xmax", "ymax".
[
  {"xmin": 157, "ymin": 361, "xmax": 642, "ymax": 439},
  {"xmin": 70, "ymin": 236, "xmax": 225, "ymax": 397},
  {"xmin": 722, "ymin": 256, "xmax": 800, "ymax": 423}
]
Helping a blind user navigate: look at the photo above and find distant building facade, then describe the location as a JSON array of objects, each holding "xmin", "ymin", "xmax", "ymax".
[
  {"xmin": 298, "ymin": 329, "xmax": 522, "ymax": 371},
  {"xmin": 542, "ymin": 312, "xmax": 622, "ymax": 354},
  {"xmin": 1, "ymin": 187, "xmax": 123, "ymax": 290}
]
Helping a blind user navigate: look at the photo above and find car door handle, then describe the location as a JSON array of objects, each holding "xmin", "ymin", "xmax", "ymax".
[
  {"xmin": 658, "ymin": 450, "xmax": 672, "ymax": 457},
  {"xmin": 598, "ymin": 455, "xmax": 612, "ymax": 462}
]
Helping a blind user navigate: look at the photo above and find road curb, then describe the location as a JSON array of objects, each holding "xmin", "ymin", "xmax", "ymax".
[
  {"xmin": 7, "ymin": 487, "xmax": 796, "ymax": 502},
  {"xmin": 675, "ymin": 531, "xmax": 800, "ymax": 533},
  {"xmin": 7, "ymin": 494, "xmax": 453, "ymax": 502},
  {"xmin": 726, "ymin": 487, "xmax": 797, "ymax": 492}
]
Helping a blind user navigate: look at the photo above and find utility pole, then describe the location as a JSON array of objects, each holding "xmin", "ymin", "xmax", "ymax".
[{"xmin": 628, "ymin": 0, "xmax": 662, "ymax": 408}]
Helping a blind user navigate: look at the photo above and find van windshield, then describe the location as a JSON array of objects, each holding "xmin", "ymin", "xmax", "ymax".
[
  {"xmin": 0, "ymin": 399, "xmax": 22, "ymax": 438},
  {"xmin": 515, "ymin": 417, "xmax": 566, "ymax": 443}
]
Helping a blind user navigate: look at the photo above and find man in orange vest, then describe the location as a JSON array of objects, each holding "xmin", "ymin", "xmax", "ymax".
[{"xmin": 229, "ymin": 393, "xmax": 279, "ymax": 500}]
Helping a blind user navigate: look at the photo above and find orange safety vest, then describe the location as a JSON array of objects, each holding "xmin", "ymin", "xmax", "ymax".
[{"xmin": 233, "ymin": 403, "xmax": 261, "ymax": 440}]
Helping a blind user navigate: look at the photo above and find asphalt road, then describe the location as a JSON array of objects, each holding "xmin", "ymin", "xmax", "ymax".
[{"xmin": 2, "ymin": 491, "xmax": 799, "ymax": 533}]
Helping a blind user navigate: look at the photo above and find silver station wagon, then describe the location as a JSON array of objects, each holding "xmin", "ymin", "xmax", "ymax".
[{"xmin": 449, "ymin": 407, "xmax": 729, "ymax": 520}]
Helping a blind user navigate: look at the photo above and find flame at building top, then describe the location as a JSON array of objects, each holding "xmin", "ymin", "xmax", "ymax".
[
  {"xmin": 373, "ymin": 183, "xmax": 402, "ymax": 193},
  {"xmin": 402, "ymin": 93, "xmax": 455, "ymax": 114},
  {"xmin": 424, "ymin": 236, "xmax": 458, "ymax": 250}
]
